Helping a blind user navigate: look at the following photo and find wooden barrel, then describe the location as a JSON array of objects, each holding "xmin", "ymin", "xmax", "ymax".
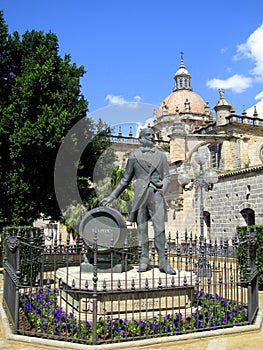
[{"xmin": 79, "ymin": 207, "xmax": 127, "ymax": 252}]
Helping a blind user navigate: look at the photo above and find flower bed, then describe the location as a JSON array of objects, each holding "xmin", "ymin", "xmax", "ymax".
[{"xmin": 18, "ymin": 288, "xmax": 248, "ymax": 343}]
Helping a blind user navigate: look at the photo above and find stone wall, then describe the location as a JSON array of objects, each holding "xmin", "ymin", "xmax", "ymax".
[
  {"xmin": 205, "ymin": 166, "xmax": 263, "ymax": 240},
  {"xmin": 163, "ymin": 166, "xmax": 263, "ymax": 241}
]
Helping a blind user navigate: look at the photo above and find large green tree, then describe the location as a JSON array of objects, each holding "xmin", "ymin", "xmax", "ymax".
[{"xmin": 0, "ymin": 11, "xmax": 109, "ymax": 228}]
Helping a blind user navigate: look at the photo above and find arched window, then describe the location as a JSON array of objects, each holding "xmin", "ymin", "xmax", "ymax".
[
  {"xmin": 179, "ymin": 78, "xmax": 183, "ymax": 88},
  {"xmin": 241, "ymin": 208, "xmax": 255, "ymax": 226}
]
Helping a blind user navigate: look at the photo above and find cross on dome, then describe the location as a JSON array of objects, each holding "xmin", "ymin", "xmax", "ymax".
[{"xmin": 180, "ymin": 51, "xmax": 185, "ymax": 68}]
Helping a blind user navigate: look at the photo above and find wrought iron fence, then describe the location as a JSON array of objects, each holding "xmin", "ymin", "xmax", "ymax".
[{"xmin": 3, "ymin": 226, "xmax": 258, "ymax": 346}]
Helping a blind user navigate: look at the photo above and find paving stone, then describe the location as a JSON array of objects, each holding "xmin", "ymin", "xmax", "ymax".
[{"xmin": 207, "ymin": 338, "xmax": 227, "ymax": 350}]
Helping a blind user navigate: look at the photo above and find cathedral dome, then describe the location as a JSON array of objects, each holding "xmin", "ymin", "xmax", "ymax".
[
  {"xmin": 154, "ymin": 54, "xmax": 207, "ymax": 119},
  {"xmin": 156, "ymin": 89, "xmax": 206, "ymax": 117}
]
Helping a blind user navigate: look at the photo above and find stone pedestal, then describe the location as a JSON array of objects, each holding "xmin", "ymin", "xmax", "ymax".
[{"xmin": 56, "ymin": 266, "xmax": 195, "ymax": 322}]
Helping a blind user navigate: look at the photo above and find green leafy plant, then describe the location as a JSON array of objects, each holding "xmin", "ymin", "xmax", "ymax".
[{"xmin": 237, "ymin": 225, "xmax": 263, "ymax": 290}]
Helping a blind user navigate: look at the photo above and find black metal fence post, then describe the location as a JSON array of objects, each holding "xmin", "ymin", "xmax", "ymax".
[
  {"xmin": 246, "ymin": 228, "xmax": 258, "ymax": 323},
  {"xmin": 92, "ymin": 231, "xmax": 98, "ymax": 345},
  {"xmin": 14, "ymin": 228, "xmax": 21, "ymax": 333}
]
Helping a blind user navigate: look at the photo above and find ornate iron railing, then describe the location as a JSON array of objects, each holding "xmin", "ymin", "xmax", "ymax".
[{"xmin": 3, "ymin": 226, "xmax": 258, "ymax": 345}]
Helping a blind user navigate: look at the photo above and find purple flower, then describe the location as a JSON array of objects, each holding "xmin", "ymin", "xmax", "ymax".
[
  {"xmin": 114, "ymin": 325, "xmax": 120, "ymax": 333},
  {"xmin": 221, "ymin": 317, "xmax": 227, "ymax": 324}
]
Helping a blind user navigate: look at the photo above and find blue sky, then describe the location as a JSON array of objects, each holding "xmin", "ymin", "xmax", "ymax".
[{"xmin": 2, "ymin": 0, "xmax": 263, "ymax": 134}]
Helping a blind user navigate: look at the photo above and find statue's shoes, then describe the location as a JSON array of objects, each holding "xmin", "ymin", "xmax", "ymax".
[
  {"xmin": 159, "ymin": 264, "xmax": 176, "ymax": 275},
  {"xmin": 137, "ymin": 263, "xmax": 150, "ymax": 272}
]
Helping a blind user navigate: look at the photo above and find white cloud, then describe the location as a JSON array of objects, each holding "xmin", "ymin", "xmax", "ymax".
[
  {"xmin": 255, "ymin": 90, "xmax": 263, "ymax": 100},
  {"xmin": 206, "ymin": 74, "xmax": 252, "ymax": 93},
  {"xmin": 105, "ymin": 94, "xmax": 128, "ymax": 105},
  {"xmin": 247, "ymin": 90, "xmax": 263, "ymax": 117},
  {"xmin": 234, "ymin": 22, "xmax": 263, "ymax": 81},
  {"xmin": 134, "ymin": 95, "xmax": 142, "ymax": 102},
  {"xmin": 207, "ymin": 23, "xmax": 263, "ymax": 95},
  {"xmin": 105, "ymin": 94, "xmax": 143, "ymax": 107}
]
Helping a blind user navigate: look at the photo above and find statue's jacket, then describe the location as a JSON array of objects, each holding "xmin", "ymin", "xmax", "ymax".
[{"xmin": 110, "ymin": 147, "xmax": 171, "ymax": 222}]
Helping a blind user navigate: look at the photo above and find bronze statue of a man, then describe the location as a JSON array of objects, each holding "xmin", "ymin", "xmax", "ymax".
[{"xmin": 101, "ymin": 127, "xmax": 176, "ymax": 275}]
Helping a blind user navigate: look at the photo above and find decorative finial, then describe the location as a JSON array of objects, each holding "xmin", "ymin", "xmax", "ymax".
[
  {"xmin": 204, "ymin": 102, "xmax": 210, "ymax": 116},
  {"xmin": 184, "ymin": 98, "xmax": 190, "ymax": 112},
  {"xmin": 162, "ymin": 101, "xmax": 168, "ymax": 114},
  {"xmin": 219, "ymin": 88, "xmax": 225, "ymax": 100},
  {"xmin": 180, "ymin": 51, "xmax": 185, "ymax": 68},
  {"xmin": 253, "ymin": 106, "xmax": 258, "ymax": 117},
  {"xmin": 242, "ymin": 105, "xmax": 247, "ymax": 116}
]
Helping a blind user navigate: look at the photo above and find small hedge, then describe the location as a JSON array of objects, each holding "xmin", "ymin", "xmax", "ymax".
[
  {"xmin": 3, "ymin": 226, "xmax": 43, "ymax": 285},
  {"xmin": 236, "ymin": 225, "xmax": 263, "ymax": 291}
]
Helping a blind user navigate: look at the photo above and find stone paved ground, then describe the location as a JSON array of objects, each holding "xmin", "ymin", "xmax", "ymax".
[{"xmin": 0, "ymin": 271, "xmax": 262, "ymax": 350}]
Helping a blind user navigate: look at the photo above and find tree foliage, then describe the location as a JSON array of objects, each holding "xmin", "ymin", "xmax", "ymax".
[
  {"xmin": 0, "ymin": 11, "xmax": 110, "ymax": 228},
  {"xmin": 94, "ymin": 164, "xmax": 134, "ymax": 218}
]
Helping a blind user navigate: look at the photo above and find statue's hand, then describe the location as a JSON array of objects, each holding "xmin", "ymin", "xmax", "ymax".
[{"xmin": 100, "ymin": 196, "xmax": 115, "ymax": 206}]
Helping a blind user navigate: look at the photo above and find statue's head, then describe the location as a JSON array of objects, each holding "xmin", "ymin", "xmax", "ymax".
[{"xmin": 139, "ymin": 128, "xmax": 155, "ymax": 147}]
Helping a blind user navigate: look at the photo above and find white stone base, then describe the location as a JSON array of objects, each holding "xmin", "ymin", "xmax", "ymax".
[{"xmin": 56, "ymin": 266, "xmax": 195, "ymax": 321}]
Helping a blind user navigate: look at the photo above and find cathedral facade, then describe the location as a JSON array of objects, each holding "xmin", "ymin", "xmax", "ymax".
[{"xmin": 112, "ymin": 55, "xmax": 263, "ymax": 241}]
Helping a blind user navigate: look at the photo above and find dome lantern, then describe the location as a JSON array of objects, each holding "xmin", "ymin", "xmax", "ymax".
[{"xmin": 173, "ymin": 52, "xmax": 192, "ymax": 92}]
